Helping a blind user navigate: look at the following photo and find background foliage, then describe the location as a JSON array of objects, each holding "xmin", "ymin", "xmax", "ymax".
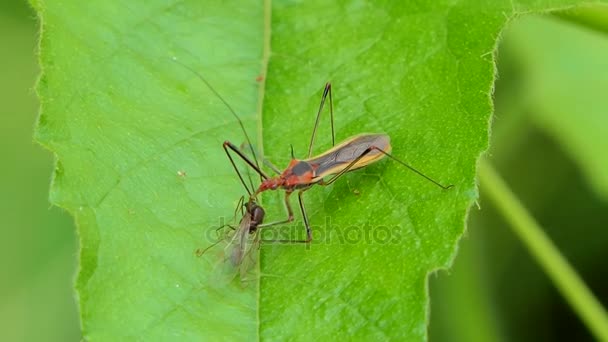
[{"xmin": 0, "ymin": 1, "xmax": 78, "ymax": 341}]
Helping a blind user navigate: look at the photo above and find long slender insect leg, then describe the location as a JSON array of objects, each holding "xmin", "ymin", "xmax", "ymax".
[
  {"xmin": 197, "ymin": 196, "xmax": 245, "ymax": 257},
  {"xmin": 223, "ymin": 141, "xmax": 270, "ymax": 195},
  {"xmin": 257, "ymin": 191, "xmax": 295, "ymax": 229},
  {"xmin": 196, "ymin": 223, "xmax": 237, "ymax": 257},
  {"xmin": 307, "ymin": 82, "xmax": 335, "ymax": 158},
  {"xmin": 257, "ymin": 219, "xmax": 293, "ymax": 229},
  {"xmin": 319, "ymin": 146, "xmax": 453, "ymax": 189},
  {"xmin": 235, "ymin": 196, "xmax": 245, "ymax": 217},
  {"xmin": 318, "ymin": 147, "xmax": 375, "ymax": 186},
  {"xmin": 240, "ymin": 142, "xmax": 282, "ymax": 175},
  {"xmin": 259, "ymin": 192, "xmax": 308, "ymax": 244},
  {"xmin": 368, "ymin": 148, "xmax": 454, "ymax": 190},
  {"xmin": 284, "ymin": 190, "xmax": 295, "ymax": 221},
  {"xmin": 298, "ymin": 190, "xmax": 313, "ymax": 242},
  {"xmin": 328, "ymin": 83, "xmax": 334, "ymax": 147},
  {"xmin": 210, "ymin": 196, "xmax": 243, "ymax": 238},
  {"xmin": 196, "ymin": 240, "xmax": 224, "ymax": 257}
]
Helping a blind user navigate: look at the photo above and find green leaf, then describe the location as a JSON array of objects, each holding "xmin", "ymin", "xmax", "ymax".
[
  {"xmin": 34, "ymin": 0, "xmax": 603, "ymax": 340},
  {"xmin": 503, "ymin": 13, "xmax": 608, "ymax": 198}
]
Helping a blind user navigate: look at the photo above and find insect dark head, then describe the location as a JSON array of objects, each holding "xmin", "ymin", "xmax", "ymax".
[{"xmin": 245, "ymin": 200, "xmax": 265, "ymax": 230}]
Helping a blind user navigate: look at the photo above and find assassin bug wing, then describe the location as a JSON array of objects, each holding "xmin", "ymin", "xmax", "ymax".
[{"xmin": 306, "ymin": 134, "xmax": 391, "ymax": 179}]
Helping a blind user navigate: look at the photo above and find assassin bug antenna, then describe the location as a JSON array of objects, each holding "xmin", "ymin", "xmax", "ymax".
[{"xmin": 170, "ymin": 57, "xmax": 264, "ymax": 192}]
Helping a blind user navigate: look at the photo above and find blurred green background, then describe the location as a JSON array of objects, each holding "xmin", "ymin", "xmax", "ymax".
[
  {"xmin": 1, "ymin": 1, "xmax": 606, "ymax": 341},
  {"xmin": 0, "ymin": 1, "xmax": 79, "ymax": 341},
  {"xmin": 430, "ymin": 8, "xmax": 608, "ymax": 342}
]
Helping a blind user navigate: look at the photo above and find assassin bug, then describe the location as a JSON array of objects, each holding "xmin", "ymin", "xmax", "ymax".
[
  {"xmin": 171, "ymin": 57, "xmax": 452, "ymax": 245},
  {"xmin": 222, "ymin": 83, "xmax": 454, "ymax": 243}
]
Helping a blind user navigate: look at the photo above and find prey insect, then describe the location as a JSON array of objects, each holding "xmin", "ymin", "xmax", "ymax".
[
  {"xmin": 222, "ymin": 83, "xmax": 454, "ymax": 243},
  {"xmin": 192, "ymin": 142, "xmax": 274, "ymax": 283},
  {"xmin": 196, "ymin": 194, "xmax": 265, "ymax": 283}
]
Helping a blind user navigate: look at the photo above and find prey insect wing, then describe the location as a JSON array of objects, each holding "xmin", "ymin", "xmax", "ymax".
[
  {"xmin": 211, "ymin": 213, "xmax": 257, "ymax": 284},
  {"xmin": 205, "ymin": 199, "xmax": 265, "ymax": 285}
]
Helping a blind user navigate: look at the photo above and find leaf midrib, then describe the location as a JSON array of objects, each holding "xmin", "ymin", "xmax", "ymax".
[{"xmin": 255, "ymin": 0, "xmax": 273, "ymax": 338}]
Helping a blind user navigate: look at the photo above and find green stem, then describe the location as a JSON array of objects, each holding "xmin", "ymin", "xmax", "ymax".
[{"xmin": 478, "ymin": 159, "xmax": 608, "ymax": 342}]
